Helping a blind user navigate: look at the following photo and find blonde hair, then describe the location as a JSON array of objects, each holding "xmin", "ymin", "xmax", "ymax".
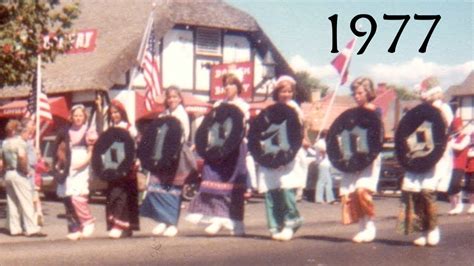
[
  {"xmin": 5, "ymin": 119, "xmax": 22, "ymax": 137},
  {"xmin": 69, "ymin": 104, "xmax": 88, "ymax": 123},
  {"xmin": 350, "ymin": 76, "xmax": 376, "ymax": 102}
]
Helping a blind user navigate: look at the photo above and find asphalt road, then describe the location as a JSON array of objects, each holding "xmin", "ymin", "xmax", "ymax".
[{"xmin": 1, "ymin": 194, "xmax": 473, "ymax": 266}]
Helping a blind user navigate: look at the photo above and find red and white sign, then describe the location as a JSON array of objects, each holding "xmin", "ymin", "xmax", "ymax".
[
  {"xmin": 43, "ymin": 29, "xmax": 98, "ymax": 54},
  {"xmin": 210, "ymin": 61, "xmax": 254, "ymax": 100}
]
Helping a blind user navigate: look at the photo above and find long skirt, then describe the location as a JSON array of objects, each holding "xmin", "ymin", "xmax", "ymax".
[
  {"xmin": 187, "ymin": 190, "xmax": 245, "ymax": 223},
  {"xmin": 264, "ymin": 188, "xmax": 303, "ymax": 234},
  {"xmin": 140, "ymin": 184, "xmax": 182, "ymax": 225},
  {"xmin": 397, "ymin": 190, "xmax": 438, "ymax": 234},
  {"xmin": 106, "ymin": 178, "xmax": 140, "ymax": 231}
]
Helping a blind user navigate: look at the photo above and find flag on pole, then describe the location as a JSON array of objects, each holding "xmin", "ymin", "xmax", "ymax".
[
  {"xmin": 142, "ymin": 25, "xmax": 161, "ymax": 111},
  {"xmin": 26, "ymin": 63, "xmax": 52, "ymax": 122},
  {"xmin": 331, "ymin": 38, "xmax": 356, "ymax": 85}
]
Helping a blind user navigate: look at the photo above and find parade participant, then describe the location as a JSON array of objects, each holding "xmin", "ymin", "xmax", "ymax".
[
  {"xmin": 256, "ymin": 75, "xmax": 307, "ymax": 241},
  {"xmin": 397, "ymin": 76, "xmax": 453, "ymax": 246},
  {"xmin": 2, "ymin": 120, "xmax": 46, "ymax": 237},
  {"xmin": 331, "ymin": 77, "xmax": 382, "ymax": 243},
  {"xmin": 463, "ymin": 124, "xmax": 474, "ymax": 214},
  {"xmin": 447, "ymin": 117, "xmax": 470, "ymax": 215},
  {"xmin": 140, "ymin": 86, "xmax": 195, "ymax": 237},
  {"xmin": 56, "ymin": 104, "xmax": 97, "ymax": 240},
  {"xmin": 186, "ymin": 73, "xmax": 249, "ymax": 236},
  {"xmin": 314, "ymin": 138, "xmax": 335, "ymax": 204},
  {"xmin": 104, "ymin": 99, "xmax": 140, "ymax": 238}
]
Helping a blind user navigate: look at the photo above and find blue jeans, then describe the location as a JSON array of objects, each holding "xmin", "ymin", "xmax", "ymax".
[{"xmin": 316, "ymin": 166, "xmax": 335, "ymax": 203}]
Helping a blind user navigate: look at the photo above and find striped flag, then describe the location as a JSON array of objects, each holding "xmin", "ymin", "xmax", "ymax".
[
  {"xmin": 142, "ymin": 25, "xmax": 161, "ymax": 111},
  {"xmin": 331, "ymin": 38, "xmax": 355, "ymax": 85},
  {"xmin": 26, "ymin": 71, "xmax": 52, "ymax": 122}
]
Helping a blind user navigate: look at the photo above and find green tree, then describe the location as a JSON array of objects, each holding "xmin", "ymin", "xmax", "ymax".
[
  {"xmin": 0, "ymin": 0, "xmax": 80, "ymax": 87},
  {"xmin": 294, "ymin": 71, "xmax": 329, "ymax": 103},
  {"xmin": 389, "ymin": 84, "xmax": 418, "ymax": 100}
]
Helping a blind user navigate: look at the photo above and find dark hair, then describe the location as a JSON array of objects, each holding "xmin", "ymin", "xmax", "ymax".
[
  {"xmin": 272, "ymin": 80, "xmax": 296, "ymax": 101},
  {"xmin": 164, "ymin": 86, "xmax": 184, "ymax": 109},
  {"xmin": 350, "ymin": 76, "xmax": 376, "ymax": 102},
  {"xmin": 107, "ymin": 100, "xmax": 129, "ymax": 125},
  {"xmin": 222, "ymin": 73, "xmax": 243, "ymax": 95}
]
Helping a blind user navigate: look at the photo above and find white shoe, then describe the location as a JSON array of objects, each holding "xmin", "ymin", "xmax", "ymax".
[
  {"xmin": 82, "ymin": 224, "xmax": 95, "ymax": 238},
  {"xmin": 427, "ymin": 227, "xmax": 440, "ymax": 246},
  {"xmin": 108, "ymin": 228, "xmax": 123, "ymax": 239},
  {"xmin": 364, "ymin": 221, "xmax": 376, "ymax": 242},
  {"xmin": 67, "ymin": 231, "xmax": 82, "ymax": 241},
  {"xmin": 163, "ymin": 226, "xmax": 178, "ymax": 237},
  {"xmin": 467, "ymin": 205, "xmax": 474, "ymax": 214},
  {"xmin": 448, "ymin": 203, "xmax": 464, "ymax": 215},
  {"xmin": 152, "ymin": 223, "xmax": 167, "ymax": 236},
  {"xmin": 352, "ymin": 230, "xmax": 366, "ymax": 243},
  {"xmin": 273, "ymin": 228, "xmax": 294, "ymax": 241},
  {"xmin": 205, "ymin": 222, "xmax": 222, "ymax": 235},
  {"xmin": 413, "ymin": 236, "xmax": 427, "ymax": 246}
]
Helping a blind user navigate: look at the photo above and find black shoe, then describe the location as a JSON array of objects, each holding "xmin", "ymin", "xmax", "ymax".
[{"xmin": 27, "ymin": 232, "xmax": 47, "ymax": 238}]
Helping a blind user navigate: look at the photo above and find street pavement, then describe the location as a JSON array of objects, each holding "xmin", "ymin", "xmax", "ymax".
[{"xmin": 0, "ymin": 194, "xmax": 473, "ymax": 265}]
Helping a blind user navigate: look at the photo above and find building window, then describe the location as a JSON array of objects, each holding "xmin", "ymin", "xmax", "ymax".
[
  {"xmin": 196, "ymin": 27, "xmax": 222, "ymax": 56},
  {"xmin": 460, "ymin": 96, "xmax": 474, "ymax": 122}
]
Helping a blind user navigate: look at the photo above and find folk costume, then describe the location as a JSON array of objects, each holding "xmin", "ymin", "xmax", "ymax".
[
  {"xmin": 140, "ymin": 104, "xmax": 197, "ymax": 237},
  {"xmin": 56, "ymin": 122, "xmax": 97, "ymax": 240},
  {"xmin": 186, "ymin": 97, "xmax": 249, "ymax": 236},
  {"xmin": 397, "ymin": 82, "xmax": 454, "ymax": 246},
  {"xmin": 338, "ymin": 107, "xmax": 382, "ymax": 243},
  {"xmin": 447, "ymin": 118, "xmax": 470, "ymax": 214},
  {"xmin": 465, "ymin": 129, "xmax": 474, "ymax": 214},
  {"xmin": 104, "ymin": 101, "xmax": 140, "ymax": 238},
  {"xmin": 256, "ymin": 99, "xmax": 307, "ymax": 241}
]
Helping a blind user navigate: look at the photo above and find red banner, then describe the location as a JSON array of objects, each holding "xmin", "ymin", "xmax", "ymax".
[
  {"xmin": 43, "ymin": 29, "xmax": 98, "ymax": 54},
  {"xmin": 210, "ymin": 61, "xmax": 254, "ymax": 100}
]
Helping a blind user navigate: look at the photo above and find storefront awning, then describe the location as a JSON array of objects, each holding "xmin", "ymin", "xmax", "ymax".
[{"xmin": 0, "ymin": 96, "xmax": 69, "ymax": 120}]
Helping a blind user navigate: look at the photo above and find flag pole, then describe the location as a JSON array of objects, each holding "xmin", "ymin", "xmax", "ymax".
[
  {"xmin": 127, "ymin": 5, "xmax": 156, "ymax": 90},
  {"xmin": 35, "ymin": 55, "xmax": 42, "ymax": 151},
  {"xmin": 315, "ymin": 38, "xmax": 356, "ymax": 142}
]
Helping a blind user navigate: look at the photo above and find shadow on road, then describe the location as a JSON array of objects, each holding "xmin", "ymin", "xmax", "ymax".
[{"xmin": 299, "ymin": 235, "xmax": 350, "ymax": 243}]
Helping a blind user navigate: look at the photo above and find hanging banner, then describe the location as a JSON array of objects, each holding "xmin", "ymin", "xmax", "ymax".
[{"xmin": 210, "ymin": 61, "xmax": 254, "ymax": 100}]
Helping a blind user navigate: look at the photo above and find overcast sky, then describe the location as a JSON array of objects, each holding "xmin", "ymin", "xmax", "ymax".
[{"xmin": 227, "ymin": 0, "xmax": 473, "ymax": 92}]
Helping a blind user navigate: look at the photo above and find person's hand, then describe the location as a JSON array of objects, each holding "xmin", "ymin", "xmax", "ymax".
[{"xmin": 95, "ymin": 93, "xmax": 103, "ymax": 111}]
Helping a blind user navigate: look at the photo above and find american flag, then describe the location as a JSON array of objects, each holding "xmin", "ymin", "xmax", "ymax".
[
  {"xmin": 26, "ymin": 70, "xmax": 52, "ymax": 122},
  {"xmin": 142, "ymin": 25, "xmax": 161, "ymax": 111}
]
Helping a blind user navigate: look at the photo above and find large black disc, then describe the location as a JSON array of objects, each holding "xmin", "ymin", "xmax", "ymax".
[
  {"xmin": 137, "ymin": 116, "xmax": 183, "ymax": 175},
  {"xmin": 248, "ymin": 103, "xmax": 303, "ymax": 168},
  {"xmin": 395, "ymin": 103, "xmax": 448, "ymax": 173},
  {"xmin": 195, "ymin": 103, "xmax": 245, "ymax": 162},
  {"xmin": 92, "ymin": 127, "xmax": 136, "ymax": 181},
  {"xmin": 327, "ymin": 107, "xmax": 383, "ymax": 173}
]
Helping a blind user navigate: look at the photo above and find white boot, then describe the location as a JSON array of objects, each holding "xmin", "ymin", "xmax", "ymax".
[
  {"xmin": 67, "ymin": 231, "xmax": 82, "ymax": 241},
  {"xmin": 352, "ymin": 218, "xmax": 367, "ymax": 243},
  {"xmin": 427, "ymin": 227, "xmax": 440, "ymax": 246},
  {"xmin": 364, "ymin": 220, "xmax": 376, "ymax": 242},
  {"xmin": 108, "ymin": 228, "xmax": 123, "ymax": 239},
  {"xmin": 82, "ymin": 223, "xmax": 95, "ymax": 238}
]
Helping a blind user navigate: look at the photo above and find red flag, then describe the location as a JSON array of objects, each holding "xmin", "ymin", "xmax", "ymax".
[
  {"xmin": 142, "ymin": 25, "xmax": 161, "ymax": 111},
  {"xmin": 331, "ymin": 39, "xmax": 355, "ymax": 85}
]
